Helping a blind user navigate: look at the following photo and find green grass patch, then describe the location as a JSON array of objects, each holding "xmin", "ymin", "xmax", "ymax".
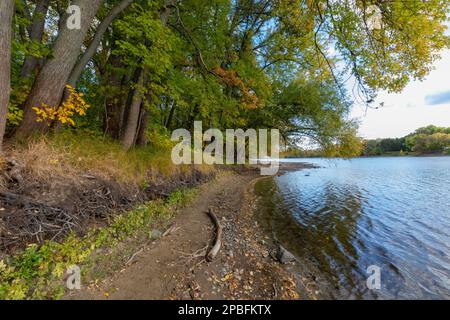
[{"xmin": 48, "ymin": 130, "xmax": 177, "ymax": 183}]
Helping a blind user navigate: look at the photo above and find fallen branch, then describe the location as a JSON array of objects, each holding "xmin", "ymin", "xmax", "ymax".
[
  {"xmin": 162, "ymin": 223, "xmax": 179, "ymax": 237},
  {"xmin": 206, "ymin": 208, "xmax": 222, "ymax": 262},
  {"xmin": 126, "ymin": 247, "xmax": 144, "ymax": 265},
  {"xmin": 0, "ymin": 191, "xmax": 60, "ymax": 211}
]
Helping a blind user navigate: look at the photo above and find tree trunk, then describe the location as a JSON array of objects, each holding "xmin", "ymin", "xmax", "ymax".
[
  {"xmin": 0, "ymin": 0, "xmax": 15, "ymax": 151},
  {"xmin": 20, "ymin": 0, "xmax": 50, "ymax": 79},
  {"xmin": 14, "ymin": 0, "xmax": 103, "ymax": 139},
  {"xmin": 119, "ymin": 0, "xmax": 174, "ymax": 148},
  {"xmin": 121, "ymin": 69, "xmax": 144, "ymax": 150},
  {"xmin": 120, "ymin": 67, "xmax": 142, "ymax": 137},
  {"xmin": 136, "ymin": 102, "xmax": 150, "ymax": 146},
  {"xmin": 165, "ymin": 99, "xmax": 176, "ymax": 129},
  {"xmin": 67, "ymin": 0, "xmax": 133, "ymax": 89},
  {"xmin": 104, "ymin": 54, "xmax": 126, "ymax": 139}
]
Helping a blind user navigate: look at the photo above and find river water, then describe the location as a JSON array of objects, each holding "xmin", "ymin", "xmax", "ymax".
[{"xmin": 254, "ymin": 157, "xmax": 450, "ymax": 299}]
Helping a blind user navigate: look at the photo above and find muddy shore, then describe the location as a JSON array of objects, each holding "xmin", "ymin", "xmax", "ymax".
[{"xmin": 66, "ymin": 162, "xmax": 319, "ymax": 300}]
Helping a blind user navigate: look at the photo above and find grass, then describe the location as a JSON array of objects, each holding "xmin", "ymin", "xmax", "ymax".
[
  {"xmin": 5, "ymin": 130, "xmax": 191, "ymax": 188},
  {"xmin": 0, "ymin": 188, "xmax": 197, "ymax": 300}
]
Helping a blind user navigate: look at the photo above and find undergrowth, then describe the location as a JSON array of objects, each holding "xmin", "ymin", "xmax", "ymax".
[
  {"xmin": 7, "ymin": 130, "xmax": 183, "ymax": 187},
  {"xmin": 0, "ymin": 188, "xmax": 197, "ymax": 300}
]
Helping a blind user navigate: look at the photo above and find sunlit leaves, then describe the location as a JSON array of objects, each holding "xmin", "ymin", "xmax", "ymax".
[{"xmin": 33, "ymin": 86, "xmax": 90, "ymax": 126}]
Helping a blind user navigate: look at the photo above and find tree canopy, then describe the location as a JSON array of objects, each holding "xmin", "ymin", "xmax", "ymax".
[{"xmin": 0, "ymin": 0, "xmax": 448, "ymax": 154}]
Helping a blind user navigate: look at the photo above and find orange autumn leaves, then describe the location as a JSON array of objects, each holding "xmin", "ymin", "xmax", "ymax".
[
  {"xmin": 33, "ymin": 85, "xmax": 90, "ymax": 126},
  {"xmin": 212, "ymin": 67, "xmax": 259, "ymax": 110}
]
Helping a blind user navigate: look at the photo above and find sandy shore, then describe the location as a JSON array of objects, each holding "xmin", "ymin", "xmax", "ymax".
[{"xmin": 66, "ymin": 163, "xmax": 317, "ymax": 300}]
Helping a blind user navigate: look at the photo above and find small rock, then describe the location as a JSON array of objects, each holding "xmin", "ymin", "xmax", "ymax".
[
  {"xmin": 151, "ymin": 229, "xmax": 163, "ymax": 239},
  {"xmin": 276, "ymin": 245, "xmax": 297, "ymax": 264}
]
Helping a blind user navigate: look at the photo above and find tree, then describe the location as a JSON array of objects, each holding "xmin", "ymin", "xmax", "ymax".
[
  {"xmin": 66, "ymin": 0, "xmax": 134, "ymax": 90},
  {"xmin": 4, "ymin": 0, "xmax": 449, "ymax": 156},
  {"xmin": 0, "ymin": 0, "xmax": 15, "ymax": 151},
  {"xmin": 20, "ymin": 0, "xmax": 51, "ymax": 79},
  {"xmin": 14, "ymin": 0, "xmax": 103, "ymax": 139},
  {"xmin": 114, "ymin": 0, "xmax": 178, "ymax": 149}
]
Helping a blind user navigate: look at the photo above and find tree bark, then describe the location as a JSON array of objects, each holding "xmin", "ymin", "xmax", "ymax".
[
  {"xmin": 104, "ymin": 54, "xmax": 126, "ymax": 139},
  {"xmin": 0, "ymin": 0, "xmax": 15, "ymax": 151},
  {"xmin": 14, "ymin": 0, "xmax": 103, "ymax": 139},
  {"xmin": 136, "ymin": 102, "xmax": 150, "ymax": 146},
  {"xmin": 165, "ymin": 99, "xmax": 176, "ymax": 129},
  {"xmin": 20, "ymin": 0, "xmax": 50, "ymax": 79},
  {"xmin": 67, "ymin": 0, "xmax": 133, "ymax": 89},
  {"xmin": 121, "ymin": 69, "xmax": 144, "ymax": 150}
]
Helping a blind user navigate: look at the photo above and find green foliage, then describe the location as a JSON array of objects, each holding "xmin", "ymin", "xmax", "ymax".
[
  {"xmin": 7, "ymin": 105, "xmax": 23, "ymax": 126},
  {"xmin": 362, "ymin": 125, "xmax": 450, "ymax": 155},
  {"xmin": 325, "ymin": 0, "xmax": 449, "ymax": 94},
  {"xmin": 48, "ymin": 130, "xmax": 177, "ymax": 182},
  {"xmin": 114, "ymin": 2, "xmax": 180, "ymax": 89},
  {"xmin": 363, "ymin": 137, "xmax": 407, "ymax": 156}
]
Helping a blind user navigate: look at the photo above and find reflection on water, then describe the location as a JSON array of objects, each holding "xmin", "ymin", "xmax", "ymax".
[{"xmin": 255, "ymin": 157, "xmax": 450, "ymax": 299}]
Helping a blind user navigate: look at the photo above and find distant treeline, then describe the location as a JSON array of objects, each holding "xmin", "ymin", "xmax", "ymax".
[
  {"xmin": 362, "ymin": 125, "xmax": 450, "ymax": 156},
  {"xmin": 282, "ymin": 125, "xmax": 450, "ymax": 158}
]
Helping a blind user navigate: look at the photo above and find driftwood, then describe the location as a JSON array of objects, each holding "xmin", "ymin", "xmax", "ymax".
[{"xmin": 206, "ymin": 208, "xmax": 222, "ymax": 262}]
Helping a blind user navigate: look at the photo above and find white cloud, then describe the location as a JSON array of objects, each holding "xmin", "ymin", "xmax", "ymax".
[{"xmin": 351, "ymin": 50, "xmax": 450, "ymax": 139}]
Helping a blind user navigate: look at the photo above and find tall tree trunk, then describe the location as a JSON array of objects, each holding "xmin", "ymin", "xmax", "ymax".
[
  {"xmin": 20, "ymin": 0, "xmax": 50, "ymax": 79},
  {"xmin": 165, "ymin": 99, "xmax": 176, "ymax": 129},
  {"xmin": 0, "ymin": 0, "xmax": 15, "ymax": 151},
  {"xmin": 188, "ymin": 103, "xmax": 199, "ymax": 130},
  {"xmin": 123, "ymin": 0, "xmax": 176, "ymax": 149},
  {"xmin": 14, "ymin": 0, "xmax": 103, "ymax": 139},
  {"xmin": 66, "ymin": 0, "xmax": 133, "ymax": 89},
  {"xmin": 136, "ymin": 105, "xmax": 149, "ymax": 146},
  {"xmin": 104, "ymin": 54, "xmax": 126, "ymax": 139},
  {"xmin": 119, "ymin": 0, "xmax": 175, "ymax": 149},
  {"xmin": 120, "ymin": 67, "xmax": 142, "ymax": 138},
  {"xmin": 121, "ymin": 69, "xmax": 144, "ymax": 150}
]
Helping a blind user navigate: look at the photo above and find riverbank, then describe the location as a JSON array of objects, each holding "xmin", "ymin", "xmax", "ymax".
[
  {"xmin": 64, "ymin": 163, "xmax": 317, "ymax": 300},
  {"xmin": 0, "ymin": 135, "xmax": 318, "ymax": 300},
  {"xmin": 0, "ymin": 135, "xmax": 215, "ymax": 299},
  {"xmin": 60, "ymin": 164, "xmax": 320, "ymax": 300}
]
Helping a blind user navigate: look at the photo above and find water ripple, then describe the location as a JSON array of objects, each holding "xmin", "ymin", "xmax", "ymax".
[{"xmin": 258, "ymin": 157, "xmax": 450, "ymax": 299}]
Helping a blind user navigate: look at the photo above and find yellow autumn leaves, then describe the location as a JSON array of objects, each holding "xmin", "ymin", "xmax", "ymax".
[{"xmin": 32, "ymin": 85, "xmax": 89, "ymax": 126}]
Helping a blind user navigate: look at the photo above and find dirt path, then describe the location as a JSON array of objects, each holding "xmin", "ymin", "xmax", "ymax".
[{"xmin": 67, "ymin": 171, "xmax": 303, "ymax": 300}]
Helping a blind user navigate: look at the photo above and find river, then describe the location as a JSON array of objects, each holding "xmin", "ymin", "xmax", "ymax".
[{"xmin": 255, "ymin": 157, "xmax": 450, "ymax": 299}]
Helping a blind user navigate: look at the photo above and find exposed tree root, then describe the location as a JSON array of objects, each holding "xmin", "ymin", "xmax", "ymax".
[{"xmin": 206, "ymin": 208, "xmax": 222, "ymax": 262}]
